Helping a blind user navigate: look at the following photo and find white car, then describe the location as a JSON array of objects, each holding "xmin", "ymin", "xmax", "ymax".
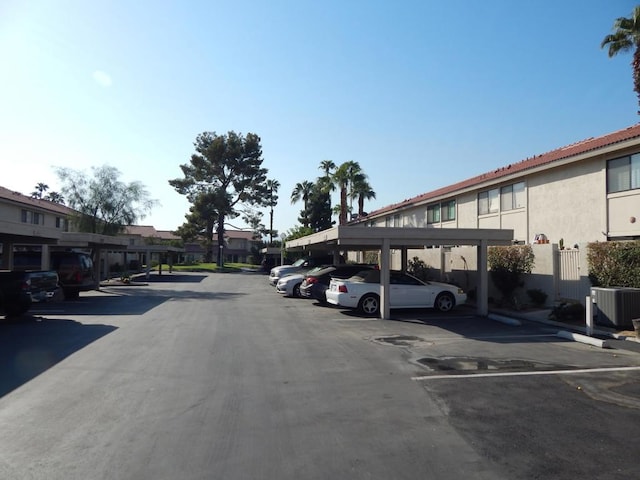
[
  {"xmin": 326, "ymin": 269, "xmax": 466, "ymax": 315},
  {"xmin": 275, "ymin": 266, "xmax": 325, "ymax": 297}
]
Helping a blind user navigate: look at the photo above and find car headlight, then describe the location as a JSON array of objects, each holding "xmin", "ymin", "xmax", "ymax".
[{"xmin": 457, "ymin": 288, "xmax": 465, "ymax": 294}]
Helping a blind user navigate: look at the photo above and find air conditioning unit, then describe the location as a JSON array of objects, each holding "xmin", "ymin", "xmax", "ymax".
[{"xmin": 591, "ymin": 287, "xmax": 640, "ymax": 329}]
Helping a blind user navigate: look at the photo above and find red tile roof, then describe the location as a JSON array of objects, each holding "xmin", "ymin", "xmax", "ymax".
[
  {"xmin": 0, "ymin": 186, "xmax": 75, "ymax": 215},
  {"xmin": 363, "ymin": 123, "xmax": 640, "ymax": 219}
]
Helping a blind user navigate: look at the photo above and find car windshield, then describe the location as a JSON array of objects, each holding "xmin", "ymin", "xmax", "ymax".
[{"xmin": 291, "ymin": 258, "xmax": 306, "ymax": 267}]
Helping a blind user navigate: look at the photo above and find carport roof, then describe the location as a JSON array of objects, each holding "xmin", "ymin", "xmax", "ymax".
[{"xmin": 285, "ymin": 226, "xmax": 514, "ymax": 252}]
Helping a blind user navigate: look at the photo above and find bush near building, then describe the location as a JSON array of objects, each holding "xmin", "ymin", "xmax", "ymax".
[
  {"xmin": 487, "ymin": 245, "xmax": 535, "ymax": 306},
  {"xmin": 587, "ymin": 241, "xmax": 640, "ymax": 288}
]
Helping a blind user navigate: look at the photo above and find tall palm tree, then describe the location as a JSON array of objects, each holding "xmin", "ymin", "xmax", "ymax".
[
  {"xmin": 290, "ymin": 180, "xmax": 314, "ymax": 227},
  {"xmin": 266, "ymin": 179, "xmax": 280, "ymax": 244},
  {"xmin": 319, "ymin": 160, "xmax": 336, "ymax": 177},
  {"xmin": 350, "ymin": 176, "xmax": 376, "ymax": 218},
  {"xmin": 602, "ymin": 6, "xmax": 640, "ymax": 114},
  {"xmin": 44, "ymin": 191, "xmax": 65, "ymax": 204},
  {"xmin": 331, "ymin": 162, "xmax": 353, "ymax": 225},
  {"xmin": 31, "ymin": 182, "xmax": 49, "ymax": 199}
]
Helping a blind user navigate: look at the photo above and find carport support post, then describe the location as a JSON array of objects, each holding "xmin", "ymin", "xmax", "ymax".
[
  {"xmin": 0, "ymin": 241, "xmax": 13, "ymax": 269},
  {"xmin": 477, "ymin": 240, "xmax": 489, "ymax": 316},
  {"xmin": 401, "ymin": 247, "xmax": 408, "ymax": 273},
  {"xmin": 380, "ymin": 238, "xmax": 391, "ymax": 320}
]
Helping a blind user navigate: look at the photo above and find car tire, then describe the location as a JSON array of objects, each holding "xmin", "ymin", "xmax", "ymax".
[
  {"xmin": 435, "ymin": 292, "xmax": 455, "ymax": 312},
  {"xmin": 358, "ymin": 293, "xmax": 380, "ymax": 316},
  {"xmin": 293, "ymin": 283, "xmax": 302, "ymax": 298}
]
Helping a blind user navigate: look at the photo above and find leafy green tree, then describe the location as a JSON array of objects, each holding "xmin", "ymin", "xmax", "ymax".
[
  {"xmin": 266, "ymin": 178, "xmax": 280, "ymax": 244},
  {"xmin": 306, "ymin": 183, "xmax": 333, "ymax": 232},
  {"xmin": 174, "ymin": 191, "xmax": 221, "ymax": 262},
  {"xmin": 290, "ymin": 180, "xmax": 314, "ymax": 228},
  {"xmin": 242, "ymin": 208, "xmax": 267, "ymax": 241},
  {"xmin": 169, "ymin": 131, "xmax": 269, "ymax": 267},
  {"xmin": 602, "ymin": 6, "xmax": 640, "ymax": 114},
  {"xmin": 56, "ymin": 165, "xmax": 156, "ymax": 235},
  {"xmin": 284, "ymin": 225, "xmax": 314, "ymax": 241}
]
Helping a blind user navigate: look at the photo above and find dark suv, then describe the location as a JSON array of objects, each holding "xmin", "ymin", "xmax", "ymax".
[
  {"xmin": 50, "ymin": 251, "xmax": 97, "ymax": 299},
  {"xmin": 300, "ymin": 264, "xmax": 377, "ymax": 303}
]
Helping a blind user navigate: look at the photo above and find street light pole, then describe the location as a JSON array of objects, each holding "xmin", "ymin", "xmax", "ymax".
[{"xmin": 280, "ymin": 233, "xmax": 286, "ymax": 266}]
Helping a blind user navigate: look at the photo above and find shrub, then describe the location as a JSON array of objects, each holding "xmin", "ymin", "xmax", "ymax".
[
  {"xmin": 549, "ymin": 302, "xmax": 585, "ymax": 322},
  {"xmin": 407, "ymin": 256, "xmax": 431, "ymax": 282},
  {"xmin": 587, "ymin": 241, "xmax": 640, "ymax": 287},
  {"xmin": 527, "ymin": 288, "xmax": 548, "ymax": 307},
  {"xmin": 488, "ymin": 245, "xmax": 535, "ymax": 305}
]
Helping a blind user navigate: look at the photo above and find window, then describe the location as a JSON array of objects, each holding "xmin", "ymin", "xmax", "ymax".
[
  {"xmin": 21, "ymin": 209, "xmax": 42, "ymax": 225},
  {"xmin": 478, "ymin": 188, "xmax": 499, "ymax": 214},
  {"xmin": 385, "ymin": 216, "xmax": 391, "ymax": 227},
  {"xmin": 608, "ymin": 154, "xmax": 640, "ymax": 193},
  {"xmin": 441, "ymin": 200, "xmax": 456, "ymax": 222},
  {"xmin": 500, "ymin": 182, "xmax": 525, "ymax": 211},
  {"xmin": 427, "ymin": 204, "xmax": 440, "ymax": 224},
  {"xmin": 393, "ymin": 214, "xmax": 401, "ymax": 227}
]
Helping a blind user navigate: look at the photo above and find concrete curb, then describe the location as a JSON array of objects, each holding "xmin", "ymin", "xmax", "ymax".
[{"xmin": 557, "ymin": 330, "xmax": 610, "ymax": 349}]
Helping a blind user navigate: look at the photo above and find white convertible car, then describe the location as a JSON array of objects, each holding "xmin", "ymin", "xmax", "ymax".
[{"xmin": 326, "ymin": 269, "xmax": 466, "ymax": 315}]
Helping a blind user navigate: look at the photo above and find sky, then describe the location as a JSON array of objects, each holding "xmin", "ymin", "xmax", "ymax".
[{"xmin": 1, "ymin": 0, "xmax": 639, "ymax": 237}]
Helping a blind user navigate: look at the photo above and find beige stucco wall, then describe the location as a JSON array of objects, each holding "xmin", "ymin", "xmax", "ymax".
[
  {"xmin": 608, "ymin": 190, "xmax": 640, "ymax": 237},
  {"xmin": 527, "ymin": 158, "xmax": 606, "ymax": 245}
]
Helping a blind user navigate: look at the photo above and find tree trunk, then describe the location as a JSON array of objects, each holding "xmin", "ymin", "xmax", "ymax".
[{"xmin": 217, "ymin": 213, "xmax": 225, "ymax": 267}]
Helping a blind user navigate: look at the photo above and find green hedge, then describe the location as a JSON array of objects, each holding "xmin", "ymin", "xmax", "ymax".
[
  {"xmin": 587, "ymin": 241, "xmax": 640, "ymax": 287},
  {"xmin": 488, "ymin": 245, "xmax": 535, "ymax": 303}
]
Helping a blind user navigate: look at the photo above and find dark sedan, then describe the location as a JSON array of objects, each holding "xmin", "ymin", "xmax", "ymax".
[{"xmin": 300, "ymin": 264, "xmax": 377, "ymax": 303}]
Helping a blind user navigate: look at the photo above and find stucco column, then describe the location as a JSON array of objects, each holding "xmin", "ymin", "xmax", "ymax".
[
  {"xmin": 41, "ymin": 244, "xmax": 51, "ymax": 270},
  {"xmin": 1, "ymin": 241, "xmax": 13, "ymax": 269},
  {"xmin": 401, "ymin": 247, "xmax": 408, "ymax": 273},
  {"xmin": 95, "ymin": 248, "xmax": 103, "ymax": 287},
  {"xmin": 380, "ymin": 238, "xmax": 391, "ymax": 320},
  {"xmin": 477, "ymin": 240, "xmax": 489, "ymax": 316}
]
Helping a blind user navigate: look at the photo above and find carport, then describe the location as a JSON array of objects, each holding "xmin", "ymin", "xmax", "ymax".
[{"xmin": 284, "ymin": 226, "xmax": 513, "ymax": 319}]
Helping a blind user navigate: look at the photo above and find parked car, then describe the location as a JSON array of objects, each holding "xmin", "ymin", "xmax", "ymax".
[
  {"xmin": 12, "ymin": 250, "xmax": 98, "ymax": 300},
  {"xmin": 268, "ymin": 255, "xmax": 341, "ymax": 286},
  {"xmin": 0, "ymin": 270, "xmax": 60, "ymax": 318},
  {"xmin": 275, "ymin": 266, "xmax": 326, "ymax": 298},
  {"xmin": 326, "ymin": 269, "xmax": 466, "ymax": 315},
  {"xmin": 300, "ymin": 264, "xmax": 378, "ymax": 303},
  {"xmin": 50, "ymin": 251, "xmax": 98, "ymax": 299}
]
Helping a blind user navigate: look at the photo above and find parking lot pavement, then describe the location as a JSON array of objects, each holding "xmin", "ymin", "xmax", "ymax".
[{"xmin": 303, "ymin": 299, "xmax": 640, "ymax": 379}]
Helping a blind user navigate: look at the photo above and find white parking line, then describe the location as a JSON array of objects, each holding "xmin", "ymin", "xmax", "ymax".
[{"xmin": 412, "ymin": 365, "xmax": 640, "ymax": 381}]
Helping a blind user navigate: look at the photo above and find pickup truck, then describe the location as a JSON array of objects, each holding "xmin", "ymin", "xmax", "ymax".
[{"xmin": 0, "ymin": 270, "xmax": 60, "ymax": 319}]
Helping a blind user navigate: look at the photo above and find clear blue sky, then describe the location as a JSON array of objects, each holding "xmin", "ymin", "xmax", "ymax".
[{"xmin": 1, "ymin": 0, "xmax": 638, "ymax": 236}]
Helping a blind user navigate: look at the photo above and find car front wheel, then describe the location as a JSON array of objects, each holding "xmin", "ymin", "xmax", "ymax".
[
  {"xmin": 358, "ymin": 293, "xmax": 380, "ymax": 316},
  {"xmin": 434, "ymin": 292, "xmax": 455, "ymax": 312},
  {"xmin": 293, "ymin": 283, "xmax": 302, "ymax": 298}
]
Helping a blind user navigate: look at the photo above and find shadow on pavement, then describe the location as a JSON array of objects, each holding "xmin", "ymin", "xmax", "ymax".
[{"xmin": 0, "ymin": 317, "xmax": 117, "ymax": 398}]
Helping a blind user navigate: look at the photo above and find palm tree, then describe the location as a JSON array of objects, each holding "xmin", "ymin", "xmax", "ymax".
[
  {"xmin": 319, "ymin": 159, "xmax": 336, "ymax": 177},
  {"xmin": 331, "ymin": 163, "xmax": 352, "ymax": 225},
  {"xmin": 31, "ymin": 182, "xmax": 49, "ymax": 199},
  {"xmin": 602, "ymin": 6, "xmax": 640, "ymax": 114},
  {"xmin": 331, "ymin": 161, "xmax": 363, "ymax": 225},
  {"xmin": 44, "ymin": 191, "xmax": 65, "ymax": 204},
  {"xmin": 351, "ymin": 176, "xmax": 376, "ymax": 218},
  {"xmin": 266, "ymin": 179, "xmax": 280, "ymax": 244},
  {"xmin": 290, "ymin": 180, "xmax": 314, "ymax": 227}
]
